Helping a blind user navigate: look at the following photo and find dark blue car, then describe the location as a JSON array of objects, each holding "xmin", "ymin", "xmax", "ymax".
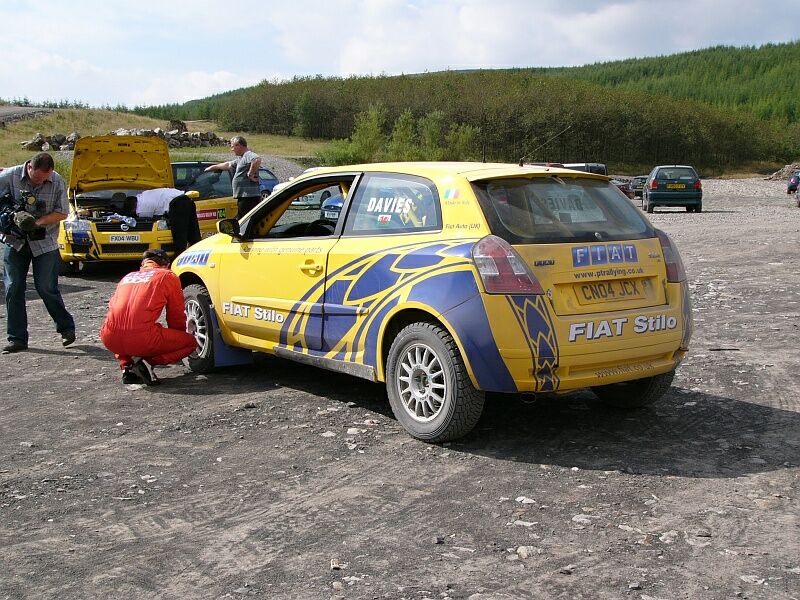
[
  {"xmin": 319, "ymin": 193, "xmax": 344, "ymax": 221},
  {"xmin": 787, "ymin": 170, "xmax": 800, "ymax": 194},
  {"xmin": 258, "ymin": 167, "xmax": 279, "ymax": 198}
]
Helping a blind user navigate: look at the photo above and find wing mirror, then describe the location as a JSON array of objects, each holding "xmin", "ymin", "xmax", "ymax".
[{"xmin": 217, "ymin": 218, "xmax": 243, "ymax": 239}]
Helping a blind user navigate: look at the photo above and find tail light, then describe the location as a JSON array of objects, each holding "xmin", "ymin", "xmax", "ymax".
[
  {"xmin": 472, "ymin": 235, "xmax": 544, "ymax": 294},
  {"xmin": 649, "ymin": 179, "xmax": 658, "ymax": 189},
  {"xmin": 693, "ymin": 180, "xmax": 702, "ymax": 190},
  {"xmin": 655, "ymin": 229, "xmax": 687, "ymax": 282}
]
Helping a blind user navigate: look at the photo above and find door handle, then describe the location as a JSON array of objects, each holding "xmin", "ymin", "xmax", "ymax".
[{"xmin": 299, "ymin": 261, "xmax": 323, "ymax": 274}]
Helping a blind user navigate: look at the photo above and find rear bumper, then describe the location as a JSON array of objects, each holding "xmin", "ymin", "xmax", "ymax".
[
  {"xmin": 647, "ymin": 191, "xmax": 702, "ymax": 205},
  {"xmin": 503, "ymin": 339, "xmax": 684, "ymax": 392}
]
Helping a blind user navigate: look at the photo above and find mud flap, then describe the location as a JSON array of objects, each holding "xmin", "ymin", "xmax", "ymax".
[{"xmin": 210, "ymin": 311, "xmax": 254, "ymax": 368}]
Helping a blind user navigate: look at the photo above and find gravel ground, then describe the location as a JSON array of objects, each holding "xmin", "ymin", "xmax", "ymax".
[{"xmin": 0, "ymin": 176, "xmax": 798, "ymax": 600}]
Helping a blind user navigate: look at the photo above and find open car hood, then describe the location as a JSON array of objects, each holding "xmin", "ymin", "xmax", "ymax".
[{"xmin": 69, "ymin": 135, "xmax": 174, "ymax": 194}]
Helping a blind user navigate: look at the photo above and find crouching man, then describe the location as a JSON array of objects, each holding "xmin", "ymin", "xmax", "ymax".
[{"xmin": 100, "ymin": 249, "xmax": 197, "ymax": 385}]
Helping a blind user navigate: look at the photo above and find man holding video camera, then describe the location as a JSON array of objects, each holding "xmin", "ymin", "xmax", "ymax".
[{"xmin": 0, "ymin": 153, "xmax": 75, "ymax": 354}]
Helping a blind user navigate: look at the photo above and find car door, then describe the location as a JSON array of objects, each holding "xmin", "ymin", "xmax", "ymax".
[
  {"xmin": 215, "ymin": 175, "xmax": 357, "ymax": 352},
  {"xmin": 322, "ymin": 173, "xmax": 445, "ymax": 365}
]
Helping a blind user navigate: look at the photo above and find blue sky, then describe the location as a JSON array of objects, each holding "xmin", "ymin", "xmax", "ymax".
[{"xmin": 1, "ymin": 0, "xmax": 797, "ymax": 107}]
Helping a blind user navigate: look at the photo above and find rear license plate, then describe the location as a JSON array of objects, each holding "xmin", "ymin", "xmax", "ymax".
[
  {"xmin": 109, "ymin": 234, "xmax": 141, "ymax": 242},
  {"xmin": 575, "ymin": 279, "xmax": 647, "ymax": 304},
  {"xmin": 323, "ymin": 211, "xmax": 338, "ymax": 219},
  {"xmin": 666, "ymin": 183, "xmax": 686, "ymax": 189}
]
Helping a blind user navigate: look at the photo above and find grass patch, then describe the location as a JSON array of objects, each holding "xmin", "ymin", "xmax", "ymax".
[
  {"xmin": 1, "ymin": 109, "xmax": 328, "ymax": 172},
  {"xmin": 185, "ymin": 120, "xmax": 327, "ymax": 158}
]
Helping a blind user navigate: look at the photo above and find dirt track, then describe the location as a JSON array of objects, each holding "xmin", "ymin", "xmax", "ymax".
[{"xmin": 1, "ymin": 180, "xmax": 798, "ymax": 600}]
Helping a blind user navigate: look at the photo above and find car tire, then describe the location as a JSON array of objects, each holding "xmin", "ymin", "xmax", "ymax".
[
  {"xmin": 386, "ymin": 322, "xmax": 485, "ymax": 443},
  {"xmin": 261, "ymin": 190, "xmax": 270, "ymax": 200},
  {"xmin": 591, "ymin": 370, "xmax": 674, "ymax": 408},
  {"xmin": 184, "ymin": 283, "xmax": 215, "ymax": 373},
  {"xmin": 695, "ymin": 203, "xmax": 702, "ymax": 213},
  {"xmin": 646, "ymin": 200, "xmax": 654, "ymax": 213},
  {"xmin": 59, "ymin": 260, "xmax": 85, "ymax": 276}
]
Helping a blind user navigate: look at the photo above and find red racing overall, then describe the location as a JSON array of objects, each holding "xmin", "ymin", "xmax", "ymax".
[{"xmin": 100, "ymin": 262, "xmax": 196, "ymax": 369}]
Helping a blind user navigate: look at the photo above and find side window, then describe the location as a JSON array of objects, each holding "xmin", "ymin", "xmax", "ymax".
[
  {"xmin": 214, "ymin": 170, "xmax": 233, "ymax": 196},
  {"xmin": 187, "ymin": 170, "xmax": 233, "ymax": 199},
  {"xmin": 247, "ymin": 176, "xmax": 357, "ymax": 239},
  {"xmin": 173, "ymin": 167, "xmax": 189, "ymax": 187},
  {"xmin": 344, "ymin": 174, "xmax": 440, "ymax": 235}
]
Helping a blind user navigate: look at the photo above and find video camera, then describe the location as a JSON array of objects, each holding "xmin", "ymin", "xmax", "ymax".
[{"xmin": 0, "ymin": 191, "xmax": 47, "ymax": 242}]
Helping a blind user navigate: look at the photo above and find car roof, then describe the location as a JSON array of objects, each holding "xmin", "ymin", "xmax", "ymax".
[{"xmin": 293, "ymin": 161, "xmax": 610, "ymax": 184}]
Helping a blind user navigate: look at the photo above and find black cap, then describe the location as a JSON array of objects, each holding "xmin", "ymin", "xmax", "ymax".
[{"xmin": 142, "ymin": 249, "xmax": 170, "ymax": 265}]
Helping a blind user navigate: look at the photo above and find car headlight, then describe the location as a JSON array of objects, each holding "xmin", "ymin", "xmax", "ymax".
[
  {"xmin": 63, "ymin": 219, "xmax": 92, "ymax": 232},
  {"xmin": 156, "ymin": 218, "xmax": 170, "ymax": 231}
]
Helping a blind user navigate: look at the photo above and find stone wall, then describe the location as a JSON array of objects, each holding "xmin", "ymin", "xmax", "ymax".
[{"xmin": 20, "ymin": 125, "xmax": 228, "ymax": 152}]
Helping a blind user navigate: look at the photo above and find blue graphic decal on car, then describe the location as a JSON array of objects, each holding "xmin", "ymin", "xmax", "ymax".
[{"xmin": 507, "ymin": 295, "xmax": 560, "ymax": 391}]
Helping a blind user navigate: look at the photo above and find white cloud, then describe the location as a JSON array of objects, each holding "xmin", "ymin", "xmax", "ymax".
[{"xmin": 0, "ymin": 0, "xmax": 797, "ymax": 106}]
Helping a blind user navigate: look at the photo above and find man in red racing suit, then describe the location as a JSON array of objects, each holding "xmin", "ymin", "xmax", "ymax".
[{"xmin": 100, "ymin": 249, "xmax": 196, "ymax": 385}]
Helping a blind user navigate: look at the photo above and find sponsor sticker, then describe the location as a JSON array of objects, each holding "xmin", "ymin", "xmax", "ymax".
[{"xmin": 175, "ymin": 250, "xmax": 211, "ymax": 267}]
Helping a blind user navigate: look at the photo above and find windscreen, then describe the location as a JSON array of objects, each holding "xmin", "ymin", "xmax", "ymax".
[
  {"xmin": 473, "ymin": 176, "xmax": 654, "ymax": 244},
  {"xmin": 656, "ymin": 167, "xmax": 697, "ymax": 180}
]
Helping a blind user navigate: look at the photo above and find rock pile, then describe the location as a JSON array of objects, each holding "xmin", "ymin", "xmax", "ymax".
[
  {"xmin": 108, "ymin": 127, "xmax": 228, "ymax": 148},
  {"xmin": 20, "ymin": 132, "xmax": 81, "ymax": 151},
  {"xmin": 20, "ymin": 126, "xmax": 228, "ymax": 151},
  {"xmin": 767, "ymin": 162, "xmax": 800, "ymax": 180}
]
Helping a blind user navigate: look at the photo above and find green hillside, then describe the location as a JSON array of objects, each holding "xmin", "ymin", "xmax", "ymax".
[
  {"xmin": 125, "ymin": 41, "xmax": 800, "ymax": 170},
  {"xmin": 532, "ymin": 42, "xmax": 800, "ymax": 123}
]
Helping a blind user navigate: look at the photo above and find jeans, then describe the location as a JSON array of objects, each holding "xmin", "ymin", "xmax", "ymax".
[
  {"xmin": 168, "ymin": 194, "xmax": 201, "ymax": 255},
  {"xmin": 237, "ymin": 196, "xmax": 261, "ymax": 218},
  {"xmin": 3, "ymin": 245, "xmax": 75, "ymax": 345}
]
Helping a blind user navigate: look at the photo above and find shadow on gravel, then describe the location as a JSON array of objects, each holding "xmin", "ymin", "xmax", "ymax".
[
  {"xmin": 135, "ymin": 353, "xmax": 799, "ymax": 480},
  {"xmin": 455, "ymin": 388, "xmax": 799, "ymax": 479},
  {"xmin": 154, "ymin": 355, "xmax": 392, "ymax": 415}
]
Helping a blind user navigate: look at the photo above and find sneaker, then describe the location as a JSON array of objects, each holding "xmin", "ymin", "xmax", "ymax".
[
  {"xmin": 122, "ymin": 368, "xmax": 144, "ymax": 384},
  {"xmin": 61, "ymin": 331, "xmax": 76, "ymax": 347},
  {"xmin": 2, "ymin": 341, "xmax": 28, "ymax": 354},
  {"xmin": 131, "ymin": 358, "xmax": 160, "ymax": 386}
]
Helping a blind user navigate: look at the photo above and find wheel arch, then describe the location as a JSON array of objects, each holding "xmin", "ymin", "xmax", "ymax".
[
  {"xmin": 179, "ymin": 271, "xmax": 207, "ymax": 290},
  {"xmin": 376, "ymin": 306, "xmax": 479, "ymax": 389}
]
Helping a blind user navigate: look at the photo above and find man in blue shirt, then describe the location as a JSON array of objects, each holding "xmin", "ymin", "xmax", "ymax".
[
  {"xmin": 0, "ymin": 153, "xmax": 75, "ymax": 353},
  {"xmin": 203, "ymin": 136, "xmax": 262, "ymax": 217}
]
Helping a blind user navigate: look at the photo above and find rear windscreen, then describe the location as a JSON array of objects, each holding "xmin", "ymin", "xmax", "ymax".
[
  {"xmin": 656, "ymin": 167, "xmax": 697, "ymax": 180},
  {"xmin": 472, "ymin": 176, "xmax": 654, "ymax": 244}
]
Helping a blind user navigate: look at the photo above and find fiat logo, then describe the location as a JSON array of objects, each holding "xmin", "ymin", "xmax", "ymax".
[{"xmin": 120, "ymin": 223, "xmax": 130, "ymax": 232}]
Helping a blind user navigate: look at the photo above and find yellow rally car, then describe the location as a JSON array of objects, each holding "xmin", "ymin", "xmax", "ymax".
[
  {"xmin": 58, "ymin": 135, "xmax": 237, "ymax": 272},
  {"xmin": 173, "ymin": 162, "xmax": 693, "ymax": 442}
]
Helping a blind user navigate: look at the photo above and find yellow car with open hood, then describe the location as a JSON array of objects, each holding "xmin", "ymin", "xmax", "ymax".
[{"xmin": 58, "ymin": 135, "xmax": 237, "ymax": 272}]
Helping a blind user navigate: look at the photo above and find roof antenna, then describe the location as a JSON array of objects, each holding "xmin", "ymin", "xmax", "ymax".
[{"xmin": 518, "ymin": 124, "xmax": 572, "ymax": 166}]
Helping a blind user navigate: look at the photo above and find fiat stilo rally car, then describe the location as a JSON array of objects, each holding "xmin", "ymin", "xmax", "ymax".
[
  {"xmin": 173, "ymin": 162, "xmax": 693, "ymax": 442},
  {"xmin": 58, "ymin": 136, "xmax": 237, "ymax": 272}
]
